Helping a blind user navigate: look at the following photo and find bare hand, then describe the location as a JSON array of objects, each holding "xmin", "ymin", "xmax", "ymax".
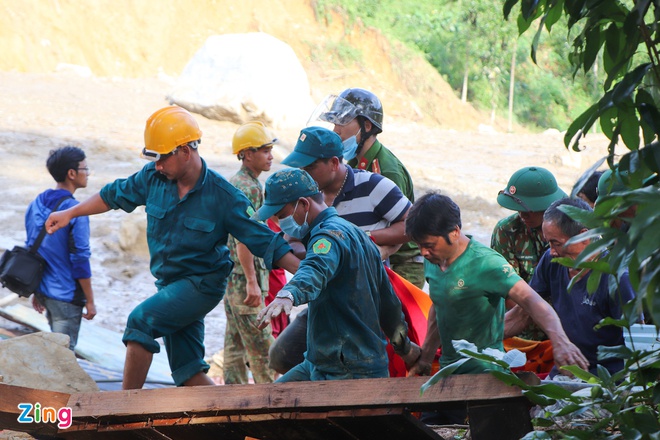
[
  {"xmin": 407, "ymin": 359, "xmax": 433, "ymax": 377},
  {"xmin": 45, "ymin": 210, "xmax": 72, "ymax": 234},
  {"xmin": 31, "ymin": 295, "xmax": 44, "ymax": 314},
  {"xmin": 256, "ymin": 297, "xmax": 293, "ymax": 330},
  {"xmin": 83, "ymin": 302, "xmax": 96, "ymax": 320},
  {"xmin": 400, "ymin": 342, "xmax": 422, "ymax": 369},
  {"xmin": 243, "ymin": 280, "xmax": 262, "ymax": 308},
  {"xmin": 553, "ymin": 340, "xmax": 589, "ymax": 375},
  {"xmin": 376, "ymin": 244, "xmax": 401, "ymax": 261}
]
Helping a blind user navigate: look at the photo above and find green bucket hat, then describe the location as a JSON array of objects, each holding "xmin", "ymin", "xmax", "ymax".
[
  {"xmin": 497, "ymin": 166, "xmax": 567, "ymax": 212},
  {"xmin": 252, "ymin": 168, "xmax": 320, "ymax": 221},
  {"xmin": 281, "ymin": 126, "xmax": 343, "ymax": 168}
]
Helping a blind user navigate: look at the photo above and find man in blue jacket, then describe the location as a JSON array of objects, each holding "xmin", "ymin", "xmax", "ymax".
[{"xmin": 26, "ymin": 146, "xmax": 96, "ymax": 350}]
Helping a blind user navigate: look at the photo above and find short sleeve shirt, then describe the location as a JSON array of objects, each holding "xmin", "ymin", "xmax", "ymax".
[{"xmin": 425, "ymin": 238, "xmax": 522, "ymax": 367}]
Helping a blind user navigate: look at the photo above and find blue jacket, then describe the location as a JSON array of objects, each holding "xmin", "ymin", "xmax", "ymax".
[{"xmin": 25, "ymin": 189, "xmax": 91, "ymax": 303}]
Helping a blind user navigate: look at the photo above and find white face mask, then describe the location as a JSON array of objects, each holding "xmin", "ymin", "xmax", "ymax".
[
  {"xmin": 280, "ymin": 200, "xmax": 310, "ymax": 239},
  {"xmin": 342, "ymin": 129, "xmax": 361, "ymax": 161}
]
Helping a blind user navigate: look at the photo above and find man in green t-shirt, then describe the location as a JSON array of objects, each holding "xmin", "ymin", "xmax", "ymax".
[
  {"xmin": 406, "ymin": 192, "xmax": 587, "ymax": 376},
  {"xmin": 309, "ymin": 88, "xmax": 424, "ymax": 288}
]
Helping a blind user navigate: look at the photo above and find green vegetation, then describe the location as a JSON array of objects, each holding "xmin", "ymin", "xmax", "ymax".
[{"xmin": 313, "ymin": 0, "xmax": 600, "ymax": 130}]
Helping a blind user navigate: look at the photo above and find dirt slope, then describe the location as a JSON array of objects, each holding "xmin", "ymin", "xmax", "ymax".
[{"xmin": 0, "ymin": 0, "xmax": 484, "ymax": 129}]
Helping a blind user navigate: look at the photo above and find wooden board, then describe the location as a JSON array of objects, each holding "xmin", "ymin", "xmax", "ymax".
[
  {"xmin": 0, "ymin": 303, "xmax": 173, "ymax": 385},
  {"xmin": 66, "ymin": 375, "xmax": 530, "ymax": 419},
  {"xmin": 1, "ymin": 375, "xmax": 537, "ymax": 440}
]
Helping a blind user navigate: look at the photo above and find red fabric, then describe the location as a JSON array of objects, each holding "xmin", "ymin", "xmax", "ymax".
[
  {"xmin": 266, "ymin": 218, "xmax": 289, "ymax": 338},
  {"xmin": 384, "ymin": 266, "xmax": 432, "ymax": 377}
]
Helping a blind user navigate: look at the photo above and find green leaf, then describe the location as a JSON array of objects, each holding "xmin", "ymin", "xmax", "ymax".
[
  {"xmin": 503, "ymin": 0, "xmax": 521, "ymax": 19},
  {"xmin": 612, "ymin": 63, "xmax": 653, "ymax": 105},
  {"xmin": 530, "ymin": 383, "xmax": 576, "ymax": 399},
  {"xmin": 560, "ymin": 365, "xmax": 601, "ymax": 383},
  {"xmin": 564, "ymin": 103, "xmax": 599, "ymax": 150},
  {"xmin": 521, "ymin": 0, "xmax": 541, "ymax": 20},
  {"xmin": 544, "ymin": 0, "xmax": 564, "ymax": 30},
  {"xmin": 489, "ymin": 369, "xmax": 530, "ymax": 388},
  {"xmin": 586, "ymin": 268, "xmax": 603, "ymax": 294},
  {"xmin": 420, "ymin": 358, "xmax": 470, "ymax": 395},
  {"xmin": 522, "ymin": 389, "xmax": 556, "ymax": 406},
  {"xmin": 618, "ymin": 103, "xmax": 640, "ymax": 151},
  {"xmin": 552, "ymin": 402, "xmax": 583, "ymax": 417}
]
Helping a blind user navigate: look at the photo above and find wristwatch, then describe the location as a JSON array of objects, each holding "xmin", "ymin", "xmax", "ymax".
[{"xmin": 276, "ymin": 290, "xmax": 294, "ymax": 303}]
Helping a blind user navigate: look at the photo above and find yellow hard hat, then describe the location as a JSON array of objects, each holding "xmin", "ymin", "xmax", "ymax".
[
  {"xmin": 142, "ymin": 106, "xmax": 202, "ymax": 161},
  {"xmin": 232, "ymin": 121, "xmax": 277, "ymax": 155}
]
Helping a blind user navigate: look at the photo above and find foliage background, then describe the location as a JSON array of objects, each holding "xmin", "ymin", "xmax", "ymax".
[{"xmin": 314, "ymin": 0, "xmax": 601, "ymax": 130}]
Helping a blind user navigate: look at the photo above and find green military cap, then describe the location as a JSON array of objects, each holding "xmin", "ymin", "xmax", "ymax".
[{"xmin": 497, "ymin": 166, "xmax": 567, "ymax": 212}]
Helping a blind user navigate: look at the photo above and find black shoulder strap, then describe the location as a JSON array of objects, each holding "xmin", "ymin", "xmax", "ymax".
[{"xmin": 29, "ymin": 196, "xmax": 72, "ymax": 254}]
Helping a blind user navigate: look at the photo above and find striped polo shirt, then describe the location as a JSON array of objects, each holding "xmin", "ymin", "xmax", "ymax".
[{"xmin": 333, "ymin": 167, "xmax": 411, "ymax": 231}]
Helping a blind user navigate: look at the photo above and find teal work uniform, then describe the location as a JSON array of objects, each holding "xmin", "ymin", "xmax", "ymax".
[
  {"xmin": 278, "ymin": 207, "xmax": 412, "ymax": 382},
  {"xmin": 349, "ymin": 140, "xmax": 423, "ymax": 287},
  {"xmin": 425, "ymin": 238, "xmax": 521, "ymax": 374},
  {"xmin": 100, "ymin": 159, "xmax": 291, "ymax": 386}
]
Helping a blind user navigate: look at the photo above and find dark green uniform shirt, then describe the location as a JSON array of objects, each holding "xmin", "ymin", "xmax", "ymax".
[{"xmin": 99, "ymin": 160, "xmax": 291, "ymax": 290}]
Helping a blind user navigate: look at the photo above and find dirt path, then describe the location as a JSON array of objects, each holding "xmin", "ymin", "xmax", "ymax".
[{"xmin": 0, "ymin": 72, "xmax": 610, "ymax": 357}]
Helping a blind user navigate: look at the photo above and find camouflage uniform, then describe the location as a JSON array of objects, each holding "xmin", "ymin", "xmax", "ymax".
[
  {"xmin": 223, "ymin": 165, "xmax": 276, "ymax": 384},
  {"xmin": 491, "ymin": 213, "xmax": 549, "ymax": 340}
]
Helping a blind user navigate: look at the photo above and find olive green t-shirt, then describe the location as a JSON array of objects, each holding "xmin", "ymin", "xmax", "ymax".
[{"xmin": 425, "ymin": 238, "xmax": 521, "ymax": 372}]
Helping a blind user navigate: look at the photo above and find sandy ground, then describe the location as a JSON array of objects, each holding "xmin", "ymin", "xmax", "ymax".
[{"xmin": 0, "ymin": 71, "xmax": 612, "ymax": 359}]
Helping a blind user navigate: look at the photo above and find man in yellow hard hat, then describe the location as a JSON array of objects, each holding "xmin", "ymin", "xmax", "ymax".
[
  {"xmin": 223, "ymin": 121, "xmax": 278, "ymax": 384},
  {"xmin": 45, "ymin": 106, "xmax": 300, "ymax": 389}
]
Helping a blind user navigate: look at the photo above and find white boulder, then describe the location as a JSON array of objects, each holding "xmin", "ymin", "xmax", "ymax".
[{"xmin": 168, "ymin": 32, "xmax": 314, "ymax": 129}]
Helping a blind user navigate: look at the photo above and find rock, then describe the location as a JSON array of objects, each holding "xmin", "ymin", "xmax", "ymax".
[
  {"xmin": 0, "ymin": 332, "xmax": 99, "ymax": 393},
  {"xmin": 118, "ymin": 207, "xmax": 149, "ymax": 257},
  {"xmin": 167, "ymin": 32, "xmax": 314, "ymax": 129}
]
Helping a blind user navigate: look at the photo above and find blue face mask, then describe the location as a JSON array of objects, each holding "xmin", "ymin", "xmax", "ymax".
[
  {"xmin": 342, "ymin": 129, "xmax": 361, "ymax": 161},
  {"xmin": 280, "ymin": 201, "xmax": 310, "ymax": 239}
]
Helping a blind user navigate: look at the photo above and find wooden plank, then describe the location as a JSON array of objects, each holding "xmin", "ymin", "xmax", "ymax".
[
  {"xmin": 0, "ymin": 303, "xmax": 173, "ymax": 385},
  {"xmin": 0, "ymin": 382, "xmax": 71, "ymax": 435},
  {"xmin": 67, "ymin": 375, "xmax": 527, "ymax": 420},
  {"xmin": 60, "ymin": 408, "xmax": 443, "ymax": 440}
]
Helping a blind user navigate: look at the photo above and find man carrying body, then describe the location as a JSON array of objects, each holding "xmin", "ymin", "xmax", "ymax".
[
  {"xmin": 46, "ymin": 106, "xmax": 299, "ymax": 389},
  {"xmin": 222, "ymin": 121, "xmax": 278, "ymax": 384},
  {"xmin": 407, "ymin": 192, "xmax": 587, "ymax": 377},
  {"xmin": 27, "ymin": 146, "xmax": 96, "ymax": 351},
  {"xmin": 268, "ymin": 126, "xmax": 412, "ymax": 374},
  {"xmin": 311, "ymin": 88, "xmax": 423, "ymax": 287},
  {"xmin": 254, "ymin": 169, "xmax": 420, "ymax": 381},
  {"xmin": 505, "ymin": 198, "xmax": 636, "ymax": 376}
]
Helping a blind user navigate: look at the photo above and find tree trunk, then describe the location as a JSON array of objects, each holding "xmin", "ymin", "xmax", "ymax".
[
  {"xmin": 508, "ymin": 40, "xmax": 517, "ymax": 133},
  {"xmin": 461, "ymin": 67, "xmax": 469, "ymax": 103}
]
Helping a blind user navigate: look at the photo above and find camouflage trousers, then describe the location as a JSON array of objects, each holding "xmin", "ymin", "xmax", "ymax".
[
  {"xmin": 223, "ymin": 272, "xmax": 276, "ymax": 384},
  {"xmin": 389, "ymin": 260, "xmax": 425, "ymax": 289}
]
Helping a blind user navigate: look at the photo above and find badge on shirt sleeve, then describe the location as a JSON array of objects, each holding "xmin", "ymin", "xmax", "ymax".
[
  {"xmin": 246, "ymin": 206, "xmax": 255, "ymax": 217},
  {"xmin": 313, "ymin": 238, "xmax": 332, "ymax": 254}
]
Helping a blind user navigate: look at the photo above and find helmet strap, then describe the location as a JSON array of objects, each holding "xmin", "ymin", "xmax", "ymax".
[{"xmin": 355, "ymin": 118, "xmax": 371, "ymax": 159}]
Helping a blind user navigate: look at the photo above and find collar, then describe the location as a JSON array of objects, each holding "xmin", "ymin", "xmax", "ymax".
[
  {"xmin": 239, "ymin": 163, "xmax": 260, "ymax": 181},
  {"xmin": 303, "ymin": 207, "xmax": 338, "ymax": 244},
  {"xmin": 353, "ymin": 139, "xmax": 382, "ymax": 170}
]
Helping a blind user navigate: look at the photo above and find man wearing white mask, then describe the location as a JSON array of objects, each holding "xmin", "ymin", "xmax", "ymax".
[
  {"xmin": 309, "ymin": 88, "xmax": 423, "ymax": 288},
  {"xmin": 253, "ymin": 168, "xmax": 421, "ymax": 382}
]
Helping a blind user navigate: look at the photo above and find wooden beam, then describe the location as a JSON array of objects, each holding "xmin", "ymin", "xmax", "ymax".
[
  {"xmin": 67, "ymin": 375, "xmax": 529, "ymax": 420},
  {"xmin": 0, "ymin": 383, "xmax": 71, "ymax": 435}
]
